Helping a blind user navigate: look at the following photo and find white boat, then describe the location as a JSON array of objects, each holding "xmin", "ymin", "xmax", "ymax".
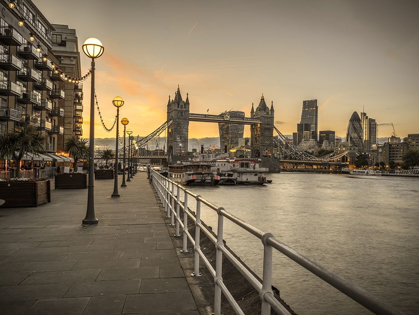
[
  {"xmin": 349, "ymin": 169, "xmax": 381, "ymax": 176},
  {"xmin": 168, "ymin": 163, "xmax": 220, "ymax": 186},
  {"xmin": 214, "ymin": 159, "xmax": 270, "ymax": 185}
]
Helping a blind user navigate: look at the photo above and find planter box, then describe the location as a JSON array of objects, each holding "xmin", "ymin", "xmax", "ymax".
[
  {"xmin": 55, "ymin": 173, "xmax": 87, "ymax": 189},
  {"xmin": 95, "ymin": 169, "xmax": 114, "ymax": 180},
  {"xmin": 0, "ymin": 180, "xmax": 51, "ymax": 208}
]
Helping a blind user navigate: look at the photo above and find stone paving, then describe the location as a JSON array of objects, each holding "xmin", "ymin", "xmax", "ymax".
[{"xmin": 0, "ymin": 173, "xmax": 205, "ymax": 315}]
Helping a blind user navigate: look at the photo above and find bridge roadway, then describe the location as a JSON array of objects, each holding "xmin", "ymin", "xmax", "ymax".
[{"xmin": 0, "ymin": 173, "xmax": 208, "ymax": 314}]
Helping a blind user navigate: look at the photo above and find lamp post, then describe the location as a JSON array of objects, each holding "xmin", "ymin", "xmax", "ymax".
[
  {"xmin": 112, "ymin": 96, "xmax": 124, "ymax": 197},
  {"xmin": 121, "ymin": 118, "xmax": 129, "ymax": 187},
  {"xmin": 131, "ymin": 139, "xmax": 137, "ymax": 178},
  {"xmin": 127, "ymin": 130, "xmax": 133, "ymax": 182},
  {"xmin": 82, "ymin": 38, "xmax": 104, "ymax": 225}
]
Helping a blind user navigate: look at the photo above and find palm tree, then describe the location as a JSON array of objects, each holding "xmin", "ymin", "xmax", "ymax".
[
  {"xmin": 0, "ymin": 125, "xmax": 45, "ymax": 178},
  {"xmin": 64, "ymin": 136, "xmax": 88, "ymax": 172},
  {"xmin": 101, "ymin": 149, "xmax": 114, "ymax": 167}
]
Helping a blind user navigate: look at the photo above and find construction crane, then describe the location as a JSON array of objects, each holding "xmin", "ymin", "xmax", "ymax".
[{"xmin": 391, "ymin": 123, "xmax": 397, "ymax": 137}]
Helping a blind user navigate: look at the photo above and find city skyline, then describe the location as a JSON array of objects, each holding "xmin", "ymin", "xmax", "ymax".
[{"xmin": 36, "ymin": 0, "xmax": 419, "ymax": 139}]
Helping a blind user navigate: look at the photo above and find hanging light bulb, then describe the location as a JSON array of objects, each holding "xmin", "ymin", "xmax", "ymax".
[
  {"xmin": 36, "ymin": 45, "xmax": 41, "ymax": 52},
  {"xmin": 42, "ymin": 56, "xmax": 47, "ymax": 62},
  {"xmin": 54, "ymin": 70, "xmax": 59, "ymax": 74},
  {"xmin": 8, "ymin": 2, "xmax": 15, "ymax": 9},
  {"xmin": 18, "ymin": 19, "xmax": 25, "ymax": 27},
  {"xmin": 51, "ymin": 63, "xmax": 55, "ymax": 69},
  {"xmin": 29, "ymin": 33, "xmax": 35, "ymax": 42}
]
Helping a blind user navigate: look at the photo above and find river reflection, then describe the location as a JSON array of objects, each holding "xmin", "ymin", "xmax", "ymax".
[{"xmin": 186, "ymin": 173, "xmax": 419, "ymax": 315}]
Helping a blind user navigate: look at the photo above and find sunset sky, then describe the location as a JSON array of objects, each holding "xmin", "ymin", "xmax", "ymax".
[{"xmin": 36, "ymin": 0, "xmax": 419, "ymax": 140}]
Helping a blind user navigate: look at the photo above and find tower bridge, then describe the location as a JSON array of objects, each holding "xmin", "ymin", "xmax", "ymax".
[{"xmin": 130, "ymin": 86, "xmax": 348, "ymax": 170}]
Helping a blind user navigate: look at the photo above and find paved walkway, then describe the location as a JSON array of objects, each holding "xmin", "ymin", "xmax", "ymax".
[{"xmin": 0, "ymin": 173, "xmax": 205, "ymax": 315}]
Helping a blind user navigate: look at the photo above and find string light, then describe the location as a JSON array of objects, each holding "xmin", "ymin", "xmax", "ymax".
[
  {"xmin": 18, "ymin": 19, "xmax": 25, "ymax": 27},
  {"xmin": 29, "ymin": 33, "xmax": 35, "ymax": 41},
  {"xmin": 8, "ymin": 2, "xmax": 15, "ymax": 9},
  {"xmin": 36, "ymin": 45, "xmax": 41, "ymax": 52}
]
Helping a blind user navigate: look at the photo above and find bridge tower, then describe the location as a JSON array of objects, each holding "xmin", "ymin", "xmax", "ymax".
[
  {"xmin": 167, "ymin": 86, "xmax": 190, "ymax": 163},
  {"xmin": 250, "ymin": 95, "xmax": 275, "ymax": 158}
]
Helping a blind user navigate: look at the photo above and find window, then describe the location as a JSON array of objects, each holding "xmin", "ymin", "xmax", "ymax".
[
  {"xmin": 21, "ymin": 5, "xmax": 35, "ymax": 25},
  {"xmin": 52, "ymin": 34, "xmax": 62, "ymax": 45}
]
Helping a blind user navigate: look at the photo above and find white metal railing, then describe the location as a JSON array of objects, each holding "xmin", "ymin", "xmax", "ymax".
[{"xmin": 150, "ymin": 170, "xmax": 404, "ymax": 315}]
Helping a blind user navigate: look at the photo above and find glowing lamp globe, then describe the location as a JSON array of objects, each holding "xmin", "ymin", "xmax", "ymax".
[
  {"xmin": 112, "ymin": 96, "xmax": 124, "ymax": 108},
  {"xmin": 82, "ymin": 38, "xmax": 104, "ymax": 59},
  {"xmin": 121, "ymin": 118, "xmax": 129, "ymax": 126},
  {"xmin": 127, "ymin": 130, "xmax": 133, "ymax": 136}
]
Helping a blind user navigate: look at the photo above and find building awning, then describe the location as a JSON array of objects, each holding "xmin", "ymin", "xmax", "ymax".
[
  {"xmin": 21, "ymin": 153, "xmax": 53, "ymax": 162},
  {"xmin": 44, "ymin": 153, "xmax": 66, "ymax": 162}
]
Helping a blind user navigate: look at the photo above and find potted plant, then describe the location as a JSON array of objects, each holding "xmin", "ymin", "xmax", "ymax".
[
  {"xmin": 95, "ymin": 149, "xmax": 114, "ymax": 179},
  {"xmin": 55, "ymin": 137, "xmax": 88, "ymax": 189},
  {"xmin": 0, "ymin": 126, "xmax": 51, "ymax": 207}
]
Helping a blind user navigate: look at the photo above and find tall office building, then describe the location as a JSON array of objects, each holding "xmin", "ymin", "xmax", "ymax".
[
  {"xmin": 319, "ymin": 130, "xmax": 335, "ymax": 146},
  {"xmin": 346, "ymin": 111, "xmax": 364, "ymax": 152},
  {"xmin": 0, "ymin": 1, "xmax": 83, "ymax": 154},
  {"xmin": 360, "ymin": 111, "xmax": 377, "ymax": 151},
  {"xmin": 406, "ymin": 134, "xmax": 419, "ymax": 152},
  {"xmin": 218, "ymin": 110, "xmax": 244, "ymax": 153},
  {"xmin": 294, "ymin": 99, "xmax": 318, "ymax": 145}
]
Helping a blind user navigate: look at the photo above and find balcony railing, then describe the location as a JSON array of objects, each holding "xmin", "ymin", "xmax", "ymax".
[
  {"xmin": 0, "ymin": 25, "xmax": 23, "ymax": 46},
  {"xmin": 74, "ymin": 104, "xmax": 83, "ymax": 111},
  {"xmin": 17, "ymin": 67, "xmax": 42, "ymax": 82},
  {"xmin": 50, "ymin": 89, "xmax": 65, "ymax": 99},
  {"xmin": 0, "ymin": 81, "xmax": 23, "ymax": 97},
  {"xmin": 50, "ymin": 125, "xmax": 64, "ymax": 134},
  {"xmin": 49, "ymin": 107, "xmax": 64, "ymax": 117},
  {"xmin": 0, "ymin": 54, "xmax": 23, "ymax": 71},
  {"xmin": 34, "ymin": 58, "xmax": 53, "ymax": 71},
  {"xmin": 17, "ymin": 44, "xmax": 42, "ymax": 60},
  {"xmin": 34, "ymin": 78, "xmax": 53, "ymax": 91},
  {"xmin": 40, "ymin": 99, "xmax": 53, "ymax": 111},
  {"xmin": 39, "ymin": 119, "xmax": 52, "ymax": 131},
  {"xmin": 74, "ymin": 83, "xmax": 83, "ymax": 91},
  {"xmin": 29, "ymin": 116, "xmax": 40, "ymax": 127},
  {"xmin": 0, "ymin": 107, "xmax": 24, "ymax": 122},
  {"xmin": 18, "ymin": 91, "xmax": 41, "ymax": 105},
  {"xmin": 50, "ymin": 70, "xmax": 65, "ymax": 81},
  {"xmin": 74, "ymin": 117, "xmax": 83, "ymax": 124}
]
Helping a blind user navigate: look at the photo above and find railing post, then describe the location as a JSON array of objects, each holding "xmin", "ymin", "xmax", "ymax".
[
  {"xmin": 192, "ymin": 196, "xmax": 202, "ymax": 277},
  {"xmin": 261, "ymin": 233, "xmax": 274, "ymax": 315},
  {"xmin": 166, "ymin": 180, "xmax": 170, "ymax": 218},
  {"xmin": 214, "ymin": 207, "xmax": 225, "ymax": 315},
  {"xmin": 170, "ymin": 183, "xmax": 175, "ymax": 226},
  {"xmin": 175, "ymin": 185, "xmax": 180, "ymax": 237},
  {"xmin": 181, "ymin": 191, "xmax": 189, "ymax": 253}
]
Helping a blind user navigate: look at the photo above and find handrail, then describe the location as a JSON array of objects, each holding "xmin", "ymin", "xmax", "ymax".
[{"xmin": 150, "ymin": 170, "xmax": 404, "ymax": 315}]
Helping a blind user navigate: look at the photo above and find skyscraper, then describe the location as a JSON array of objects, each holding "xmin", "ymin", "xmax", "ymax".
[
  {"xmin": 360, "ymin": 111, "xmax": 377, "ymax": 151},
  {"xmin": 347, "ymin": 111, "xmax": 364, "ymax": 152},
  {"xmin": 294, "ymin": 99, "xmax": 318, "ymax": 145}
]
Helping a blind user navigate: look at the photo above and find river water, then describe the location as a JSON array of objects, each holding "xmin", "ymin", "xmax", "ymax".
[{"xmin": 186, "ymin": 173, "xmax": 419, "ymax": 315}]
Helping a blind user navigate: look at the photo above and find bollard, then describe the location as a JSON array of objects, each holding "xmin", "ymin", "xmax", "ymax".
[{"xmin": 192, "ymin": 196, "xmax": 202, "ymax": 277}]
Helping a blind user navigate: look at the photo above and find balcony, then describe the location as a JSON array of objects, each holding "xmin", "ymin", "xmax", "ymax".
[
  {"xmin": 0, "ymin": 81, "xmax": 23, "ymax": 97},
  {"xmin": 74, "ymin": 117, "xmax": 83, "ymax": 124},
  {"xmin": 17, "ymin": 67, "xmax": 42, "ymax": 82},
  {"xmin": 49, "ymin": 125, "xmax": 64, "ymax": 134},
  {"xmin": 34, "ymin": 59, "xmax": 53, "ymax": 71},
  {"xmin": 0, "ymin": 107, "xmax": 24, "ymax": 122},
  {"xmin": 74, "ymin": 104, "xmax": 83, "ymax": 112},
  {"xmin": 49, "ymin": 107, "xmax": 64, "ymax": 117},
  {"xmin": 74, "ymin": 83, "xmax": 83, "ymax": 92},
  {"xmin": 73, "ymin": 110, "xmax": 82, "ymax": 118},
  {"xmin": 46, "ymin": 143, "xmax": 55, "ymax": 152},
  {"xmin": 29, "ymin": 116, "xmax": 40, "ymax": 127},
  {"xmin": 40, "ymin": 99, "xmax": 53, "ymax": 111},
  {"xmin": 0, "ymin": 26, "xmax": 23, "ymax": 46},
  {"xmin": 50, "ymin": 89, "xmax": 65, "ymax": 99},
  {"xmin": 38, "ymin": 120, "xmax": 52, "ymax": 131},
  {"xmin": 50, "ymin": 70, "xmax": 64, "ymax": 82},
  {"xmin": 34, "ymin": 78, "xmax": 53, "ymax": 91},
  {"xmin": 18, "ymin": 44, "xmax": 42, "ymax": 60},
  {"xmin": 17, "ymin": 91, "xmax": 42, "ymax": 106},
  {"xmin": 75, "ymin": 91, "xmax": 83, "ymax": 101},
  {"xmin": 74, "ymin": 129, "xmax": 83, "ymax": 137},
  {"xmin": 0, "ymin": 54, "xmax": 23, "ymax": 71}
]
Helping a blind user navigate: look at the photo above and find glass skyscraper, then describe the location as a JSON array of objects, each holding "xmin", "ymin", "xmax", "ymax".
[{"xmin": 347, "ymin": 111, "xmax": 364, "ymax": 152}]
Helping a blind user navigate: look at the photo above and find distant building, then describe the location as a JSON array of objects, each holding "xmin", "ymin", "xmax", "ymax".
[
  {"xmin": 250, "ymin": 95, "xmax": 274, "ymax": 157},
  {"xmin": 319, "ymin": 130, "xmax": 335, "ymax": 146},
  {"xmin": 360, "ymin": 111, "xmax": 377, "ymax": 151},
  {"xmin": 406, "ymin": 134, "xmax": 419, "ymax": 151},
  {"xmin": 218, "ymin": 110, "xmax": 244, "ymax": 153},
  {"xmin": 346, "ymin": 112, "xmax": 364, "ymax": 152},
  {"xmin": 382, "ymin": 142, "xmax": 409, "ymax": 165},
  {"xmin": 294, "ymin": 99, "xmax": 318, "ymax": 145}
]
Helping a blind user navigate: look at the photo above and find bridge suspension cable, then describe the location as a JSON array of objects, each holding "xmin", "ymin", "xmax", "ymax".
[{"xmin": 135, "ymin": 120, "xmax": 172, "ymax": 149}]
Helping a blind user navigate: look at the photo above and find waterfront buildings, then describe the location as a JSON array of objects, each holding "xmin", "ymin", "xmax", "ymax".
[
  {"xmin": 218, "ymin": 110, "xmax": 244, "ymax": 153},
  {"xmin": 406, "ymin": 134, "xmax": 419, "ymax": 152},
  {"xmin": 0, "ymin": 1, "xmax": 83, "ymax": 154},
  {"xmin": 293, "ymin": 99, "xmax": 318, "ymax": 145},
  {"xmin": 346, "ymin": 111, "xmax": 364, "ymax": 152}
]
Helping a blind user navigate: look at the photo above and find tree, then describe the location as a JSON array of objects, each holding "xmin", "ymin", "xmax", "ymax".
[
  {"xmin": 402, "ymin": 149, "xmax": 419, "ymax": 169},
  {"xmin": 0, "ymin": 125, "xmax": 45, "ymax": 178},
  {"xmin": 389, "ymin": 160, "xmax": 396, "ymax": 170},
  {"xmin": 354, "ymin": 154, "xmax": 369, "ymax": 168},
  {"xmin": 64, "ymin": 137, "xmax": 88, "ymax": 172},
  {"xmin": 101, "ymin": 149, "xmax": 114, "ymax": 167}
]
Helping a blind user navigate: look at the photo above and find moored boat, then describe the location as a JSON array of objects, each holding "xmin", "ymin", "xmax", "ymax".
[
  {"xmin": 214, "ymin": 158, "xmax": 270, "ymax": 185},
  {"xmin": 168, "ymin": 163, "xmax": 220, "ymax": 186}
]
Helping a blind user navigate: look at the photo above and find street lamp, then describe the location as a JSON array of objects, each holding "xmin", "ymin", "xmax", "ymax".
[
  {"xmin": 127, "ymin": 130, "xmax": 133, "ymax": 182},
  {"xmin": 121, "ymin": 118, "xmax": 129, "ymax": 187},
  {"xmin": 112, "ymin": 96, "xmax": 124, "ymax": 197},
  {"xmin": 82, "ymin": 37, "xmax": 104, "ymax": 225},
  {"xmin": 131, "ymin": 139, "xmax": 137, "ymax": 177}
]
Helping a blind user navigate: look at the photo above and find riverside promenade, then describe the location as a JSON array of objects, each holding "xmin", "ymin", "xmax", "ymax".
[{"xmin": 0, "ymin": 173, "xmax": 208, "ymax": 315}]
